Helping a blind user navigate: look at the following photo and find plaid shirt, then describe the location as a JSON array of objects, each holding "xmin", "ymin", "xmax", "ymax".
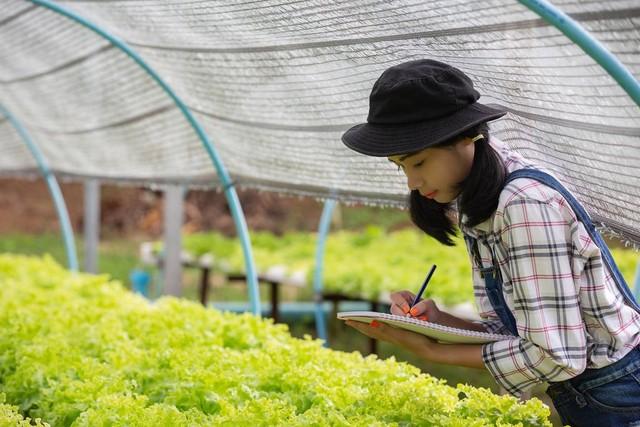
[{"xmin": 459, "ymin": 138, "xmax": 640, "ymax": 397}]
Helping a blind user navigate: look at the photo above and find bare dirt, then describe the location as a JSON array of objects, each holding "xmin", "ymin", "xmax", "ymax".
[{"xmin": 0, "ymin": 178, "xmax": 323, "ymax": 237}]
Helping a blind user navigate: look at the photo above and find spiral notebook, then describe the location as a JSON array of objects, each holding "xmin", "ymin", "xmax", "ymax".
[{"xmin": 337, "ymin": 311, "xmax": 510, "ymax": 344}]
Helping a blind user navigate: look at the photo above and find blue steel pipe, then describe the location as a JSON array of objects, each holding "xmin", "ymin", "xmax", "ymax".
[
  {"xmin": 0, "ymin": 104, "xmax": 78, "ymax": 271},
  {"xmin": 313, "ymin": 198, "xmax": 337, "ymax": 345},
  {"xmin": 30, "ymin": 0, "xmax": 261, "ymax": 315},
  {"xmin": 518, "ymin": 0, "xmax": 640, "ymax": 106},
  {"xmin": 519, "ymin": 0, "xmax": 640, "ymax": 302}
]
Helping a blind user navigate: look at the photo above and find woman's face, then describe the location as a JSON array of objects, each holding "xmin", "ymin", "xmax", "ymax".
[{"xmin": 388, "ymin": 137, "xmax": 475, "ymax": 203}]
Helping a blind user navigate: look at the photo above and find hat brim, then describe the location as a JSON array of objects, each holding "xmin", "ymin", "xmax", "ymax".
[{"xmin": 341, "ymin": 103, "xmax": 507, "ymax": 157}]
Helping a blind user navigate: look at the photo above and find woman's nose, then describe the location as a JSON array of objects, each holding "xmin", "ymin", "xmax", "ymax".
[{"xmin": 406, "ymin": 173, "xmax": 423, "ymax": 191}]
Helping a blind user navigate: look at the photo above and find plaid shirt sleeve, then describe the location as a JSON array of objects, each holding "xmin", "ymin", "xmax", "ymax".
[{"xmin": 481, "ymin": 193, "xmax": 590, "ymax": 397}]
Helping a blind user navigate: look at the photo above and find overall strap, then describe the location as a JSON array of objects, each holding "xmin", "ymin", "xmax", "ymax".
[
  {"xmin": 505, "ymin": 168, "xmax": 640, "ymax": 314},
  {"xmin": 464, "ymin": 234, "xmax": 519, "ymax": 336}
]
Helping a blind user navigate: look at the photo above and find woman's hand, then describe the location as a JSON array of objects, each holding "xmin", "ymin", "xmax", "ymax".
[
  {"xmin": 344, "ymin": 319, "xmax": 437, "ymax": 357},
  {"xmin": 389, "ymin": 291, "xmax": 487, "ymax": 332},
  {"xmin": 389, "ymin": 291, "xmax": 442, "ymax": 323},
  {"xmin": 344, "ymin": 319, "xmax": 486, "ymax": 370},
  {"xmin": 344, "ymin": 290, "xmax": 487, "ymax": 369},
  {"xmin": 345, "ymin": 290, "xmax": 487, "ymax": 369}
]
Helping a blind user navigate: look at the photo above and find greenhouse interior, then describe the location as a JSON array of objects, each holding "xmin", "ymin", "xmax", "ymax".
[{"xmin": 1, "ymin": 0, "xmax": 639, "ymax": 425}]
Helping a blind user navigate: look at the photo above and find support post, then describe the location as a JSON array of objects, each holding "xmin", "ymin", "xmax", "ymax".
[
  {"xmin": 199, "ymin": 266, "xmax": 210, "ymax": 305},
  {"xmin": 163, "ymin": 185, "xmax": 185, "ymax": 297},
  {"xmin": 314, "ymin": 198, "xmax": 337, "ymax": 346}
]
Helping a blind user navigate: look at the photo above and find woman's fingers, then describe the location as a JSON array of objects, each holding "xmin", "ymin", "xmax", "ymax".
[
  {"xmin": 389, "ymin": 291, "xmax": 415, "ymax": 315},
  {"xmin": 408, "ymin": 299, "xmax": 439, "ymax": 318},
  {"xmin": 390, "ymin": 304, "xmax": 406, "ymax": 316},
  {"xmin": 408, "ymin": 302, "xmax": 425, "ymax": 317},
  {"xmin": 412, "ymin": 300, "xmax": 434, "ymax": 316},
  {"xmin": 389, "ymin": 293, "xmax": 440, "ymax": 322}
]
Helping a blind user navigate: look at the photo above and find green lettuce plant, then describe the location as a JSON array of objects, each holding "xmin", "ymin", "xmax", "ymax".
[{"xmin": 0, "ymin": 254, "xmax": 554, "ymax": 426}]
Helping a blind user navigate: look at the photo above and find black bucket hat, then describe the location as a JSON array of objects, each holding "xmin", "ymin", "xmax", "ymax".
[{"xmin": 341, "ymin": 59, "xmax": 507, "ymax": 157}]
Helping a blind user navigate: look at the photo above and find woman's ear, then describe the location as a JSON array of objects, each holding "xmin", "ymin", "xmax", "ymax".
[
  {"xmin": 458, "ymin": 134, "xmax": 482, "ymax": 148},
  {"xmin": 461, "ymin": 137, "xmax": 474, "ymax": 147}
]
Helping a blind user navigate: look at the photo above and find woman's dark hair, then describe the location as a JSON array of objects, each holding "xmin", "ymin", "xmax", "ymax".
[{"xmin": 409, "ymin": 123, "xmax": 506, "ymax": 246}]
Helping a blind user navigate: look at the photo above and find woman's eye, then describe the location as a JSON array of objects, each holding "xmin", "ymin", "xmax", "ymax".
[{"xmin": 413, "ymin": 161, "xmax": 424, "ymax": 168}]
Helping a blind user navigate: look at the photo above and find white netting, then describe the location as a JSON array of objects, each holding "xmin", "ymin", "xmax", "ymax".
[
  {"xmin": 0, "ymin": 117, "xmax": 37, "ymax": 173},
  {"xmin": 0, "ymin": 0, "xmax": 638, "ymax": 243}
]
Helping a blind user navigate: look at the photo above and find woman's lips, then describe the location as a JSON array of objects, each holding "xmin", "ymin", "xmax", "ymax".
[{"xmin": 422, "ymin": 190, "xmax": 438, "ymax": 198}]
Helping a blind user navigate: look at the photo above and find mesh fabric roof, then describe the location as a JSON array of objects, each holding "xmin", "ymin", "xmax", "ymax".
[{"xmin": 1, "ymin": 1, "xmax": 639, "ymax": 244}]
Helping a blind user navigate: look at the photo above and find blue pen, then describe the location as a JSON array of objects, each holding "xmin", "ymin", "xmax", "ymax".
[{"xmin": 410, "ymin": 264, "xmax": 437, "ymax": 311}]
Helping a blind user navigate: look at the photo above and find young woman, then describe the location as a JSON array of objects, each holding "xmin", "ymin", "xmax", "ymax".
[{"xmin": 341, "ymin": 59, "xmax": 640, "ymax": 426}]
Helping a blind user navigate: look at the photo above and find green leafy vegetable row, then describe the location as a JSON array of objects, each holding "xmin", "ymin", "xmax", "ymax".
[
  {"xmin": 175, "ymin": 227, "xmax": 638, "ymax": 304},
  {"xmin": 0, "ymin": 254, "xmax": 551, "ymax": 426},
  {"xmin": 0, "ymin": 393, "xmax": 49, "ymax": 427},
  {"xmin": 175, "ymin": 227, "xmax": 474, "ymax": 304}
]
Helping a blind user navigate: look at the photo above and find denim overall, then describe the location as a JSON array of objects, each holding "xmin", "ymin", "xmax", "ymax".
[{"xmin": 464, "ymin": 168, "xmax": 640, "ymax": 427}]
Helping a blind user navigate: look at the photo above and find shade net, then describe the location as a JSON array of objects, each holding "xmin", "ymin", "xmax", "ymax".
[{"xmin": 0, "ymin": 0, "xmax": 639, "ymax": 245}]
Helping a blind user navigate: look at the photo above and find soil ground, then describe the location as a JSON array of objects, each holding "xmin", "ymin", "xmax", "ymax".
[{"xmin": 0, "ymin": 177, "xmax": 326, "ymax": 237}]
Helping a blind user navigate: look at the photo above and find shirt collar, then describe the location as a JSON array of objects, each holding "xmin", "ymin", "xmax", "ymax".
[{"xmin": 459, "ymin": 211, "xmax": 493, "ymax": 238}]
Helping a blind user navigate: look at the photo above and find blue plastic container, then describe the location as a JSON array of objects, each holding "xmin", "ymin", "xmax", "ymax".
[{"xmin": 130, "ymin": 269, "xmax": 151, "ymax": 297}]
